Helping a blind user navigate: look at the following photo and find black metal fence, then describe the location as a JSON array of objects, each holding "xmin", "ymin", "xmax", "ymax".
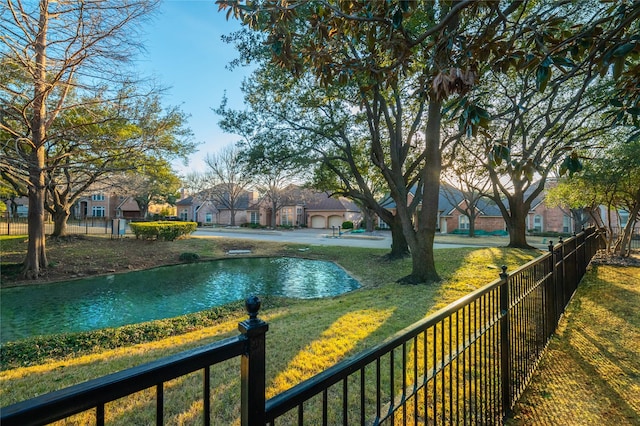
[
  {"xmin": 0, "ymin": 216, "xmax": 120, "ymax": 236},
  {"xmin": 609, "ymin": 226, "xmax": 640, "ymax": 249},
  {"xmin": 0, "ymin": 228, "xmax": 604, "ymax": 426}
]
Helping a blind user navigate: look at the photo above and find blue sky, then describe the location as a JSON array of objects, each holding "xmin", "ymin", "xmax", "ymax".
[{"xmin": 138, "ymin": 0, "xmax": 251, "ymax": 174}]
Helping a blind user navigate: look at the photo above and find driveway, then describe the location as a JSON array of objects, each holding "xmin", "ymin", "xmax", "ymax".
[{"xmin": 193, "ymin": 227, "xmax": 484, "ymax": 249}]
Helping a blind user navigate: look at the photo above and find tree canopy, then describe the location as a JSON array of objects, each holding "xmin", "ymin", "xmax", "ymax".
[
  {"xmin": 0, "ymin": 0, "xmax": 197, "ymax": 277},
  {"xmin": 216, "ymin": 0, "xmax": 638, "ymax": 280}
]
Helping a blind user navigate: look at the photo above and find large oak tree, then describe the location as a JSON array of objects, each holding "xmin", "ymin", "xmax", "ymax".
[{"xmin": 217, "ymin": 0, "xmax": 525, "ymax": 283}]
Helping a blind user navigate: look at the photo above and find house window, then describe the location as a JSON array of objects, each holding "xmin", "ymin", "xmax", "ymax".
[
  {"xmin": 281, "ymin": 208, "xmax": 293, "ymax": 226},
  {"xmin": 377, "ymin": 217, "xmax": 390, "ymax": 229},
  {"xmin": 296, "ymin": 207, "xmax": 303, "ymax": 226},
  {"xmin": 562, "ymin": 215, "xmax": 571, "ymax": 233},
  {"xmin": 459, "ymin": 215, "xmax": 470, "ymax": 230},
  {"xmin": 180, "ymin": 209, "xmax": 188, "ymax": 221},
  {"xmin": 533, "ymin": 215, "xmax": 543, "ymax": 232},
  {"xmin": 250, "ymin": 211, "xmax": 259, "ymax": 224},
  {"xmin": 92, "ymin": 206, "xmax": 105, "ymax": 217},
  {"xmin": 92, "ymin": 193, "xmax": 105, "ymax": 201},
  {"xmin": 205, "ymin": 212, "xmax": 213, "ymax": 223}
]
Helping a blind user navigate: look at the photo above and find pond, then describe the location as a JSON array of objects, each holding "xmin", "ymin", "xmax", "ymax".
[{"xmin": 0, "ymin": 257, "xmax": 360, "ymax": 343}]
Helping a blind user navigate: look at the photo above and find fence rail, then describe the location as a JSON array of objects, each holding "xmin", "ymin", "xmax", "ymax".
[
  {"xmin": 0, "ymin": 216, "xmax": 119, "ymax": 236},
  {"xmin": 0, "ymin": 228, "xmax": 604, "ymax": 425}
]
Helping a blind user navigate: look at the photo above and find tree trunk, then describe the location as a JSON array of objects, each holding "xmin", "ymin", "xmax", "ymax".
[
  {"xmin": 24, "ymin": 2, "xmax": 49, "ymax": 278},
  {"xmin": 387, "ymin": 213, "xmax": 410, "ymax": 259},
  {"xmin": 505, "ymin": 197, "xmax": 535, "ymax": 249},
  {"xmin": 362, "ymin": 206, "xmax": 375, "ymax": 232},
  {"xmin": 615, "ymin": 200, "xmax": 639, "ymax": 257},
  {"xmin": 270, "ymin": 201, "xmax": 277, "ymax": 228},
  {"xmin": 469, "ymin": 213, "xmax": 476, "ymax": 238},
  {"xmin": 9, "ymin": 199, "xmax": 19, "ymax": 218},
  {"xmin": 229, "ymin": 207, "xmax": 236, "ymax": 226},
  {"xmin": 51, "ymin": 207, "xmax": 71, "ymax": 237},
  {"xmin": 398, "ymin": 97, "xmax": 442, "ymax": 284},
  {"xmin": 571, "ymin": 208, "xmax": 589, "ymax": 233},
  {"xmin": 135, "ymin": 198, "xmax": 150, "ymax": 219},
  {"xmin": 24, "ymin": 149, "xmax": 48, "ymax": 278},
  {"xmin": 403, "ymin": 229, "xmax": 439, "ymax": 284}
]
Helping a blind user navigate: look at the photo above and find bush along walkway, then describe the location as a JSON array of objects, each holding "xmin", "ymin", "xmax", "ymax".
[{"xmin": 508, "ymin": 257, "xmax": 640, "ymax": 425}]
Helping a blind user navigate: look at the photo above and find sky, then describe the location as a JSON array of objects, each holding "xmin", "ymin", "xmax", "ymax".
[{"xmin": 137, "ymin": 0, "xmax": 252, "ymax": 174}]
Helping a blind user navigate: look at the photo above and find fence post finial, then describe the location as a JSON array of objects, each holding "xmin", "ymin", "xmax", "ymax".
[
  {"xmin": 239, "ymin": 296, "xmax": 268, "ymax": 426},
  {"xmin": 245, "ymin": 295, "xmax": 261, "ymax": 321},
  {"xmin": 548, "ymin": 241, "xmax": 554, "ymax": 252},
  {"xmin": 500, "ymin": 265, "xmax": 508, "ymax": 279}
]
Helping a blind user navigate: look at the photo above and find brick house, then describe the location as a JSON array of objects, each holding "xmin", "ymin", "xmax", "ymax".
[
  {"xmin": 377, "ymin": 185, "xmax": 502, "ymax": 233},
  {"xmin": 441, "ymin": 198, "xmax": 506, "ymax": 234},
  {"xmin": 176, "ymin": 190, "xmax": 262, "ymax": 226},
  {"xmin": 176, "ymin": 188, "xmax": 361, "ymax": 229},
  {"xmin": 73, "ymin": 192, "xmax": 144, "ymax": 220},
  {"xmin": 376, "ymin": 183, "xmax": 588, "ymax": 235},
  {"xmin": 175, "ymin": 195, "xmax": 220, "ymax": 225},
  {"xmin": 304, "ymin": 193, "xmax": 361, "ymax": 229}
]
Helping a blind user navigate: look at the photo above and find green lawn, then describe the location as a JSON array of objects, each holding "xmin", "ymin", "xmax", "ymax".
[
  {"xmin": 1, "ymin": 237, "xmax": 538, "ymax": 424},
  {"xmin": 508, "ymin": 261, "xmax": 640, "ymax": 425}
]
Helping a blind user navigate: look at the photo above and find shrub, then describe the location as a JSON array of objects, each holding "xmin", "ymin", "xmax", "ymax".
[
  {"xmin": 0, "ymin": 301, "xmax": 248, "ymax": 369},
  {"xmin": 341, "ymin": 221, "xmax": 354, "ymax": 229},
  {"xmin": 129, "ymin": 221, "xmax": 197, "ymax": 241},
  {"xmin": 179, "ymin": 252, "xmax": 200, "ymax": 262}
]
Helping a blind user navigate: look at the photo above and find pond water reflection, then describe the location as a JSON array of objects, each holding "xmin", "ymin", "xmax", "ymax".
[{"xmin": 0, "ymin": 257, "xmax": 360, "ymax": 343}]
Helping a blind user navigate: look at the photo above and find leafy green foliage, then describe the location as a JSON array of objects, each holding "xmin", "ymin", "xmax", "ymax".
[
  {"xmin": 489, "ymin": 144, "xmax": 510, "ymax": 167},
  {"xmin": 559, "ymin": 152, "xmax": 584, "ymax": 177},
  {"xmin": 341, "ymin": 221, "xmax": 353, "ymax": 229},
  {"xmin": 129, "ymin": 221, "xmax": 197, "ymax": 241}
]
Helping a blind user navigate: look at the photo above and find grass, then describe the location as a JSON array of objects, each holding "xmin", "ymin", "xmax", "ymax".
[
  {"xmin": 508, "ymin": 261, "xmax": 640, "ymax": 425},
  {"xmin": 0, "ymin": 234, "xmax": 540, "ymax": 423}
]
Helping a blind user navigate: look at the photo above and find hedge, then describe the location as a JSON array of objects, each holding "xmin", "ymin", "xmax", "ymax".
[
  {"xmin": 129, "ymin": 221, "xmax": 197, "ymax": 241},
  {"xmin": 0, "ymin": 297, "xmax": 292, "ymax": 370},
  {"xmin": 0, "ymin": 302, "xmax": 246, "ymax": 370}
]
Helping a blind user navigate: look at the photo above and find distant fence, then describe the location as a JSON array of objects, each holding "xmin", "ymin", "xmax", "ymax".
[
  {"xmin": 609, "ymin": 226, "xmax": 640, "ymax": 249},
  {"xmin": 0, "ymin": 216, "xmax": 125, "ymax": 236},
  {"xmin": 0, "ymin": 228, "xmax": 604, "ymax": 425}
]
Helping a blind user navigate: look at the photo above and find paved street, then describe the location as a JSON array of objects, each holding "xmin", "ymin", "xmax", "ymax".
[{"xmin": 193, "ymin": 227, "xmax": 479, "ymax": 249}]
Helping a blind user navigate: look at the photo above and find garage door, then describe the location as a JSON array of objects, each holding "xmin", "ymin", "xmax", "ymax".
[
  {"xmin": 310, "ymin": 216, "xmax": 326, "ymax": 228},
  {"xmin": 328, "ymin": 215, "xmax": 343, "ymax": 228}
]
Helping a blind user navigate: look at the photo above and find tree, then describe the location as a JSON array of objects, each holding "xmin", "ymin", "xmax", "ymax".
[
  {"xmin": 543, "ymin": 177, "xmax": 593, "ymax": 234},
  {"xmin": 217, "ymin": 69, "xmax": 413, "ymax": 258},
  {"xmin": 440, "ymin": 155, "xmax": 492, "ymax": 238},
  {"xmin": 203, "ymin": 144, "xmax": 253, "ymax": 226},
  {"xmin": 127, "ymin": 161, "xmax": 183, "ymax": 219},
  {"xmin": 242, "ymin": 140, "xmax": 306, "ymax": 228},
  {"xmin": 214, "ymin": 98, "xmax": 307, "ymax": 228},
  {"xmin": 217, "ymin": 0, "xmax": 638, "ymax": 280},
  {"xmin": 547, "ymin": 139, "xmax": 640, "ymax": 257},
  {"xmin": 41, "ymin": 95, "xmax": 193, "ymax": 236},
  {"xmin": 459, "ymin": 65, "xmax": 613, "ymax": 248},
  {"xmin": 0, "ymin": 0, "xmax": 161, "ymax": 278},
  {"xmin": 217, "ymin": 0, "xmax": 529, "ymax": 282}
]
